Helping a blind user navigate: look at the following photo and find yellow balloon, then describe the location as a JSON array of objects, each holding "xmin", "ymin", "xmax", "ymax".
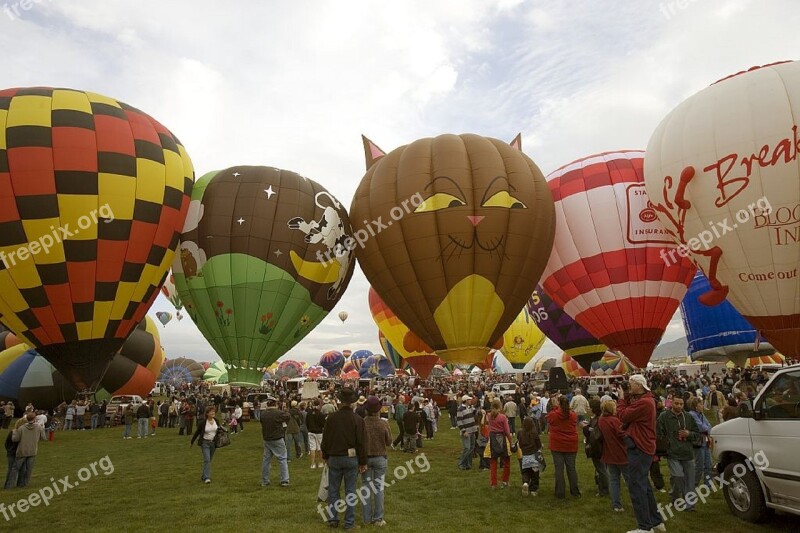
[{"xmin": 501, "ymin": 305, "xmax": 546, "ymax": 370}]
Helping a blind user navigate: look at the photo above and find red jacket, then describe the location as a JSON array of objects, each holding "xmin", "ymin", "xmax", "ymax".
[
  {"xmin": 546, "ymin": 408, "xmax": 578, "ymax": 453},
  {"xmin": 617, "ymin": 392, "xmax": 656, "ymax": 456},
  {"xmin": 598, "ymin": 414, "xmax": 627, "ymax": 465}
]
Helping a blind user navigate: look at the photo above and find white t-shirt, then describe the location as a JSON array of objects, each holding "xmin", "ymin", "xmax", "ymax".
[
  {"xmin": 203, "ymin": 419, "xmax": 218, "ymax": 441},
  {"xmin": 35, "ymin": 414, "xmax": 48, "ymax": 427}
]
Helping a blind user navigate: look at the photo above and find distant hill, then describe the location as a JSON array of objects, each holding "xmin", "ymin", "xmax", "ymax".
[{"xmin": 652, "ymin": 336, "xmax": 688, "ymax": 360}]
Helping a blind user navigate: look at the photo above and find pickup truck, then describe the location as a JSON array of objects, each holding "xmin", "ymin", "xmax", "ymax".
[{"xmin": 711, "ymin": 364, "xmax": 800, "ymax": 523}]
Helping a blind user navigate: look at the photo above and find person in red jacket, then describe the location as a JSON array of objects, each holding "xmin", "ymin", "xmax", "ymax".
[
  {"xmin": 598, "ymin": 400, "xmax": 629, "ymax": 512},
  {"xmin": 546, "ymin": 395, "xmax": 580, "ymax": 499},
  {"xmin": 617, "ymin": 375, "xmax": 665, "ymax": 533},
  {"xmin": 487, "ymin": 398, "xmax": 512, "ymax": 489}
]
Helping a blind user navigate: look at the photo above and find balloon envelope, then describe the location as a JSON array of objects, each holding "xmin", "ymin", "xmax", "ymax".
[
  {"xmin": 680, "ymin": 271, "xmax": 775, "ymax": 367},
  {"xmin": 159, "ymin": 357, "xmax": 204, "ymax": 387},
  {"xmin": 644, "ymin": 61, "xmax": 800, "ymax": 357},
  {"xmin": 319, "ymin": 350, "xmax": 345, "ymax": 376},
  {"xmin": 0, "ymin": 87, "xmax": 194, "ymax": 391},
  {"xmin": 173, "ymin": 166, "xmax": 356, "ymax": 385},
  {"xmin": 352, "ymin": 134, "xmax": 555, "ymax": 364},
  {"xmin": 541, "ymin": 151, "xmax": 695, "ymax": 368},
  {"xmin": 501, "ymin": 304, "xmax": 546, "ymax": 369}
]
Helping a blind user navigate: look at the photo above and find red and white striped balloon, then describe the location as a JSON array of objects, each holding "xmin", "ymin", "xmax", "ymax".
[{"xmin": 540, "ymin": 151, "xmax": 696, "ymax": 368}]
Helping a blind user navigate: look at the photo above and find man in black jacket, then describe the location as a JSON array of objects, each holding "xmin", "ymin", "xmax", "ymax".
[
  {"xmin": 321, "ymin": 388, "xmax": 366, "ymax": 529},
  {"xmin": 261, "ymin": 396, "xmax": 290, "ymax": 487}
]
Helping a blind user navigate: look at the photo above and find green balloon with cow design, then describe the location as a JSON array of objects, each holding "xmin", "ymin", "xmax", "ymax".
[{"xmin": 173, "ymin": 166, "xmax": 356, "ymax": 386}]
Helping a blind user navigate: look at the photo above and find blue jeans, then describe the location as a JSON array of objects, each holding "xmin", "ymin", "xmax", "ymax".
[
  {"xmin": 200, "ymin": 439, "xmax": 216, "ymax": 481},
  {"xmin": 362, "ymin": 456, "xmax": 388, "ymax": 523},
  {"xmin": 327, "ymin": 455, "xmax": 359, "ymax": 528},
  {"xmin": 694, "ymin": 445, "xmax": 712, "ymax": 488},
  {"xmin": 459, "ymin": 432, "xmax": 475, "ymax": 469},
  {"xmin": 137, "ymin": 418, "xmax": 148, "ymax": 437},
  {"xmin": 627, "ymin": 444, "xmax": 663, "ymax": 530},
  {"xmin": 262, "ymin": 439, "xmax": 289, "ymax": 485},
  {"xmin": 64, "ymin": 418, "xmax": 72, "ymax": 430},
  {"xmin": 668, "ymin": 457, "xmax": 696, "ymax": 510},
  {"xmin": 606, "ymin": 463, "xmax": 630, "ymax": 510},
  {"xmin": 8, "ymin": 456, "xmax": 35, "ymax": 488},
  {"xmin": 4, "ymin": 453, "xmax": 17, "ymax": 489},
  {"xmin": 285, "ymin": 432, "xmax": 303, "ymax": 458},
  {"xmin": 76, "ymin": 414, "xmax": 84, "ymax": 429},
  {"xmin": 551, "ymin": 451, "xmax": 580, "ymax": 498},
  {"xmin": 90, "ymin": 414, "xmax": 99, "ymax": 430},
  {"xmin": 123, "ymin": 423, "xmax": 132, "ymax": 438}
]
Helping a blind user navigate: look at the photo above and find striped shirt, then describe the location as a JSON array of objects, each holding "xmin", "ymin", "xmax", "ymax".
[{"xmin": 456, "ymin": 405, "xmax": 477, "ymax": 434}]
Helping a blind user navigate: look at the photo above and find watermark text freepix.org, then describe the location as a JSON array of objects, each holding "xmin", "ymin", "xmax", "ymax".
[
  {"xmin": 658, "ymin": 450, "xmax": 769, "ymax": 521},
  {"xmin": 0, "ymin": 455, "xmax": 114, "ymax": 522},
  {"xmin": 660, "ymin": 196, "xmax": 772, "ymax": 266},
  {"xmin": 3, "ymin": 0, "xmax": 52, "ymax": 20},
  {"xmin": 317, "ymin": 453, "xmax": 430, "ymax": 521},
  {"xmin": 317, "ymin": 192, "xmax": 422, "ymax": 265},
  {"xmin": 0, "ymin": 204, "xmax": 115, "ymax": 269}
]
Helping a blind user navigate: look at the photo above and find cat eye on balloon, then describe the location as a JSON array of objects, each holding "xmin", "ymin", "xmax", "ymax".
[
  {"xmin": 482, "ymin": 191, "xmax": 527, "ymax": 209},
  {"xmin": 413, "ymin": 192, "xmax": 467, "ymax": 213}
]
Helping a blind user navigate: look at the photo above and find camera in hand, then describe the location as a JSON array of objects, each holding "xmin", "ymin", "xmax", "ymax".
[{"xmin": 620, "ymin": 381, "xmax": 629, "ymax": 392}]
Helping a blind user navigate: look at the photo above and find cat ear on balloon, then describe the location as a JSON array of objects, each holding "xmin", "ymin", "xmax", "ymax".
[{"xmin": 363, "ymin": 133, "xmax": 523, "ymax": 169}]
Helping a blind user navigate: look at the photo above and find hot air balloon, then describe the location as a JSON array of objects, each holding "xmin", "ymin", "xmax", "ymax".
[
  {"xmin": 338, "ymin": 311, "xmax": 348, "ymax": 323},
  {"xmin": 203, "ymin": 360, "xmax": 229, "ymax": 384},
  {"xmin": 156, "ymin": 312, "xmax": 173, "ymax": 327},
  {"xmin": 98, "ymin": 315, "xmax": 165, "ymax": 398},
  {"xmin": 359, "ymin": 354, "xmax": 395, "ymax": 379},
  {"xmin": 349, "ymin": 350, "xmax": 372, "ymax": 371},
  {"xmin": 304, "ymin": 365, "xmax": 330, "ymax": 379},
  {"xmin": 160, "ymin": 271, "xmax": 183, "ymax": 311},
  {"xmin": 430, "ymin": 365, "xmax": 450, "ymax": 378},
  {"xmin": 275, "ymin": 360, "xmax": 303, "ymax": 380},
  {"xmin": 528, "ymin": 287, "xmax": 607, "ymax": 372},
  {"xmin": 540, "ymin": 151, "xmax": 696, "ymax": 368},
  {"xmin": 0, "ymin": 324, "xmax": 22, "ymax": 351},
  {"xmin": 0, "ymin": 88, "xmax": 194, "ymax": 392},
  {"xmin": 159, "ymin": 357, "xmax": 204, "ymax": 387},
  {"xmin": 341, "ymin": 361, "xmax": 357, "ymax": 375},
  {"xmin": 319, "ymin": 350, "xmax": 345, "ymax": 376},
  {"xmin": 590, "ymin": 351, "xmax": 636, "ymax": 376},
  {"xmin": 368, "ymin": 287, "xmax": 442, "ymax": 379},
  {"xmin": 342, "ymin": 369, "xmax": 360, "ymax": 380},
  {"xmin": 644, "ymin": 61, "xmax": 800, "ymax": 357},
  {"xmin": 680, "ymin": 271, "xmax": 775, "ymax": 367},
  {"xmin": 726, "ymin": 354, "xmax": 786, "ymax": 369},
  {"xmin": 501, "ymin": 304, "xmax": 546, "ymax": 370},
  {"xmin": 173, "ymin": 166, "xmax": 356, "ymax": 385},
  {"xmin": 379, "ymin": 332, "xmax": 403, "ymax": 370},
  {"xmin": 0, "ymin": 345, "xmax": 76, "ymax": 409},
  {"xmin": 560, "ymin": 353, "xmax": 589, "ymax": 377},
  {"xmin": 351, "ymin": 134, "xmax": 556, "ymax": 365},
  {"xmin": 342, "ymin": 350, "xmax": 352, "ymax": 359}
]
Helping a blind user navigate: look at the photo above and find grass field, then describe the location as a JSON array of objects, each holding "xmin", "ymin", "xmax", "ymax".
[{"xmin": 1, "ymin": 417, "xmax": 794, "ymax": 532}]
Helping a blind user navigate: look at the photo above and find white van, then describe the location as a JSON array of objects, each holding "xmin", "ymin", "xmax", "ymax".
[
  {"xmin": 150, "ymin": 381, "xmax": 165, "ymax": 396},
  {"xmin": 491, "ymin": 383, "xmax": 517, "ymax": 399},
  {"xmin": 106, "ymin": 395, "xmax": 145, "ymax": 418},
  {"xmin": 586, "ymin": 376, "xmax": 625, "ymax": 397},
  {"xmin": 711, "ymin": 364, "xmax": 800, "ymax": 523}
]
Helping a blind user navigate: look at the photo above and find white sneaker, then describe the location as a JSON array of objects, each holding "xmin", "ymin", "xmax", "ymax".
[
  {"xmin": 654, "ymin": 525, "xmax": 666, "ymax": 532},
  {"xmin": 626, "ymin": 529, "xmax": 653, "ymax": 533},
  {"xmin": 311, "ymin": 463, "xmax": 316, "ymax": 469},
  {"xmin": 522, "ymin": 483, "xmax": 529, "ymax": 495}
]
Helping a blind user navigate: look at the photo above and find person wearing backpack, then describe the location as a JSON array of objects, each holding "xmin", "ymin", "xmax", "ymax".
[{"xmin": 583, "ymin": 398, "xmax": 609, "ymax": 498}]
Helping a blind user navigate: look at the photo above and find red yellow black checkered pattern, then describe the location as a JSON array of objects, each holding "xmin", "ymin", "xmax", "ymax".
[{"xmin": 0, "ymin": 87, "xmax": 193, "ymax": 389}]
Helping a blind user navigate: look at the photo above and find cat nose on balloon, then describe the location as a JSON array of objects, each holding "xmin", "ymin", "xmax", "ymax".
[{"xmin": 467, "ymin": 215, "xmax": 485, "ymax": 226}]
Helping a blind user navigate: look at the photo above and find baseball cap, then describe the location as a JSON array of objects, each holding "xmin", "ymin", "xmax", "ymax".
[
  {"xmin": 629, "ymin": 374, "xmax": 650, "ymax": 391},
  {"xmin": 461, "ymin": 395, "xmax": 471, "ymax": 401}
]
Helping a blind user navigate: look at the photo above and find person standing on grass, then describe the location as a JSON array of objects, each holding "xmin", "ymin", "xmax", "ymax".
[
  {"xmin": 233, "ymin": 404, "xmax": 243, "ymax": 432},
  {"xmin": 704, "ymin": 384, "xmax": 725, "ymax": 425},
  {"xmin": 261, "ymin": 396, "xmax": 290, "ymax": 487},
  {"xmin": 286, "ymin": 401, "xmax": 304, "ymax": 459},
  {"xmin": 402, "ymin": 402, "xmax": 418, "ymax": 453},
  {"xmin": 64, "ymin": 402, "xmax": 75, "ymax": 431},
  {"xmin": 306, "ymin": 400, "xmax": 326, "ymax": 469},
  {"xmin": 456, "ymin": 395, "xmax": 477, "ymax": 470},
  {"xmin": 136, "ymin": 401, "xmax": 150, "ymax": 439},
  {"xmin": 688, "ymin": 397, "xmax": 713, "ymax": 489},
  {"xmin": 503, "ymin": 397, "xmax": 518, "ymax": 434},
  {"xmin": 583, "ymin": 398, "xmax": 609, "ymax": 498},
  {"xmin": 122, "ymin": 404, "xmax": 134, "ymax": 439},
  {"xmin": 362, "ymin": 396, "xmax": 392, "ymax": 527},
  {"xmin": 191, "ymin": 406, "xmax": 220, "ymax": 484},
  {"xmin": 321, "ymin": 387, "xmax": 367, "ymax": 530},
  {"xmin": 8, "ymin": 413, "xmax": 46, "ymax": 489},
  {"xmin": 517, "ymin": 416, "xmax": 542, "ymax": 496},
  {"xmin": 617, "ymin": 375, "xmax": 665, "ymax": 533},
  {"xmin": 90, "ymin": 401, "xmax": 100, "ymax": 430},
  {"xmin": 657, "ymin": 396, "xmax": 700, "ymax": 512},
  {"xmin": 598, "ymin": 400, "xmax": 629, "ymax": 512},
  {"xmin": 570, "ymin": 389, "xmax": 589, "ymax": 424},
  {"xmin": 487, "ymin": 398, "xmax": 512, "ymax": 489},
  {"xmin": 391, "ymin": 397, "xmax": 406, "ymax": 450},
  {"xmin": 546, "ymin": 395, "xmax": 581, "ymax": 499},
  {"xmin": 2, "ymin": 403, "xmax": 13, "ymax": 429}
]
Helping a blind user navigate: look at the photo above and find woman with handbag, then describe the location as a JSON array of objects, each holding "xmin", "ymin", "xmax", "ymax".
[
  {"xmin": 191, "ymin": 406, "xmax": 221, "ymax": 484},
  {"xmin": 487, "ymin": 398, "xmax": 512, "ymax": 489},
  {"xmin": 546, "ymin": 395, "xmax": 581, "ymax": 499}
]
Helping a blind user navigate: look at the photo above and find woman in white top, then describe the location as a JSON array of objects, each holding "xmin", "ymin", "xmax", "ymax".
[{"xmin": 191, "ymin": 406, "xmax": 220, "ymax": 484}]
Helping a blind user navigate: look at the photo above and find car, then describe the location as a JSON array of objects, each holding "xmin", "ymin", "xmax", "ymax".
[
  {"xmin": 106, "ymin": 395, "xmax": 145, "ymax": 418},
  {"xmin": 150, "ymin": 381, "xmax": 165, "ymax": 396},
  {"xmin": 491, "ymin": 383, "xmax": 518, "ymax": 399},
  {"xmin": 711, "ymin": 364, "xmax": 800, "ymax": 523},
  {"xmin": 586, "ymin": 376, "xmax": 625, "ymax": 397}
]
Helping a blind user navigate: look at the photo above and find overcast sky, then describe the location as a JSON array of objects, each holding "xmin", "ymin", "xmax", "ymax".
[{"xmin": 2, "ymin": 0, "xmax": 797, "ymax": 368}]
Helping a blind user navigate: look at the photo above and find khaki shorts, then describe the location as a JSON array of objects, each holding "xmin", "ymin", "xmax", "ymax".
[{"xmin": 309, "ymin": 433, "xmax": 323, "ymax": 451}]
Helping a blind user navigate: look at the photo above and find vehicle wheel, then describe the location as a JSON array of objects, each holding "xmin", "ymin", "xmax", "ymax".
[{"xmin": 722, "ymin": 461, "xmax": 772, "ymax": 523}]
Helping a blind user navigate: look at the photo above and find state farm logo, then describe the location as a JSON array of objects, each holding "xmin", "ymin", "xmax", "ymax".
[{"xmin": 639, "ymin": 201, "xmax": 658, "ymax": 223}]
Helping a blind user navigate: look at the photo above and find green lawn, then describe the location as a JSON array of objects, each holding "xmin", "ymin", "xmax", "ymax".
[{"xmin": 1, "ymin": 418, "xmax": 793, "ymax": 532}]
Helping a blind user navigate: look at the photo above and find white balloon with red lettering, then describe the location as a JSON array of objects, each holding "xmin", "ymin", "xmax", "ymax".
[{"xmin": 644, "ymin": 60, "xmax": 800, "ymax": 357}]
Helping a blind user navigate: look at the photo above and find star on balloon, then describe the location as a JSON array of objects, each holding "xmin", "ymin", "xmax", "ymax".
[
  {"xmin": 264, "ymin": 185, "xmax": 276, "ymax": 199},
  {"xmin": 232, "ymin": 172, "xmax": 241, "ymax": 177},
  {"xmin": 236, "ymin": 217, "xmax": 245, "ymax": 225},
  {"xmin": 274, "ymin": 249, "xmax": 283, "ymax": 257}
]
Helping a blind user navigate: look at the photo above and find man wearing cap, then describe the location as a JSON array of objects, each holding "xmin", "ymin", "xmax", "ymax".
[
  {"xmin": 260, "ymin": 396, "xmax": 291, "ymax": 487},
  {"xmin": 362, "ymin": 395, "xmax": 392, "ymax": 526},
  {"xmin": 456, "ymin": 395, "xmax": 477, "ymax": 470},
  {"xmin": 355, "ymin": 396, "xmax": 368, "ymax": 418},
  {"xmin": 322, "ymin": 387, "xmax": 367, "ymax": 529},
  {"xmin": 617, "ymin": 375, "xmax": 665, "ymax": 533}
]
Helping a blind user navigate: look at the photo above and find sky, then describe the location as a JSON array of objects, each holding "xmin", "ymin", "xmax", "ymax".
[{"xmin": 1, "ymin": 0, "xmax": 797, "ymax": 368}]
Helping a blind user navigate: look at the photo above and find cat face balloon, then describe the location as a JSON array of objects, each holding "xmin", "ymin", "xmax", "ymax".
[{"xmin": 350, "ymin": 134, "xmax": 555, "ymax": 364}]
